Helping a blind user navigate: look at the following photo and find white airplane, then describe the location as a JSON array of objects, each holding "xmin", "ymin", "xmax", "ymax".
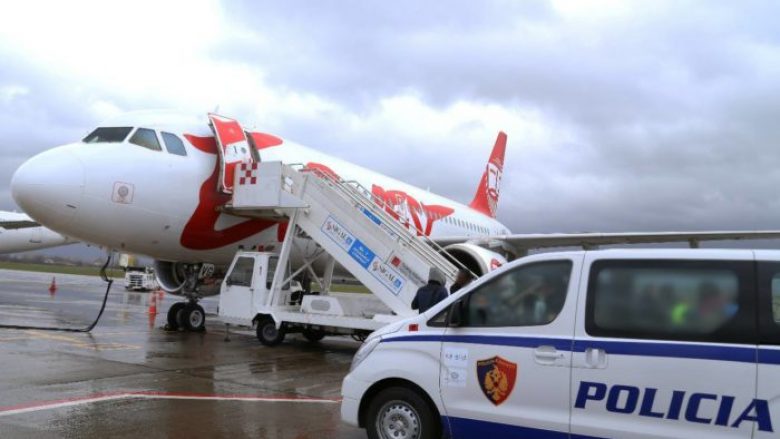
[
  {"xmin": 0, "ymin": 210, "xmax": 76, "ymax": 253},
  {"xmin": 10, "ymin": 110, "xmax": 780, "ymax": 329}
]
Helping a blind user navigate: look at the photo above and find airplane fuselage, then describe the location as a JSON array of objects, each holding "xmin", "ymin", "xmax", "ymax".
[{"xmin": 11, "ymin": 112, "xmax": 510, "ymax": 267}]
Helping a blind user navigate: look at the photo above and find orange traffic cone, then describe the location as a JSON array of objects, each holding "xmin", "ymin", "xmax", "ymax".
[
  {"xmin": 148, "ymin": 292, "xmax": 157, "ymax": 315},
  {"xmin": 48, "ymin": 277, "xmax": 57, "ymax": 295}
]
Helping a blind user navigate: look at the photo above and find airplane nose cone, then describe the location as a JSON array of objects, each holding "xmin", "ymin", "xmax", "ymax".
[{"xmin": 11, "ymin": 146, "xmax": 85, "ymax": 229}]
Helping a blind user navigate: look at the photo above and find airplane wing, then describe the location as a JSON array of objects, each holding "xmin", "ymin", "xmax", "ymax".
[
  {"xmin": 0, "ymin": 219, "xmax": 40, "ymax": 230},
  {"xmin": 434, "ymin": 230, "xmax": 780, "ymax": 253},
  {"xmin": 0, "ymin": 211, "xmax": 40, "ymax": 230}
]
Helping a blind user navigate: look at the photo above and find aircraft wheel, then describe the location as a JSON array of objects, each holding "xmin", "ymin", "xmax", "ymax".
[
  {"xmin": 256, "ymin": 317, "xmax": 285, "ymax": 346},
  {"xmin": 181, "ymin": 303, "xmax": 206, "ymax": 332},
  {"xmin": 302, "ymin": 328, "xmax": 326, "ymax": 342},
  {"xmin": 166, "ymin": 302, "xmax": 186, "ymax": 330}
]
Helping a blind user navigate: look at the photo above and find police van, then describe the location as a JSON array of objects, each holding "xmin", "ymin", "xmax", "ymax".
[{"xmin": 341, "ymin": 249, "xmax": 780, "ymax": 439}]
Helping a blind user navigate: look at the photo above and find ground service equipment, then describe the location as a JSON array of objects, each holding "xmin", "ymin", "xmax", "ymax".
[{"xmin": 218, "ymin": 160, "xmax": 463, "ymax": 345}]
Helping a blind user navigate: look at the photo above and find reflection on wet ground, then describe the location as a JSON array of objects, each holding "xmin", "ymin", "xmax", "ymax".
[{"xmin": 0, "ymin": 269, "xmax": 365, "ymax": 438}]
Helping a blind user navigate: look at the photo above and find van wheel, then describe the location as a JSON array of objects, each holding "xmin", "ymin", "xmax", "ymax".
[
  {"xmin": 181, "ymin": 303, "xmax": 206, "ymax": 332},
  {"xmin": 166, "ymin": 302, "xmax": 186, "ymax": 330},
  {"xmin": 302, "ymin": 328, "xmax": 325, "ymax": 342},
  {"xmin": 256, "ymin": 317, "xmax": 286, "ymax": 346},
  {"xmin": 366, "ymin": 387, "xmax": 439, "ymax": 439}
]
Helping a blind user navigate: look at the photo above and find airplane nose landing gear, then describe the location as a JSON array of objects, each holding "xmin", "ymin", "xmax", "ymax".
[
  {"xmin": 165, "ymin": 302, "xmax": 185, "ymax": 331},
  {"xmin": 180, "ymin": 302, "xmax": 206, "ymax": 331},
  {"xmin": 165, "ymin": 300, "xmax": 206, "ymax": 332},
  {"xmin": 163, "ymin": 263, "xmax": 213, "ymax": 332}
]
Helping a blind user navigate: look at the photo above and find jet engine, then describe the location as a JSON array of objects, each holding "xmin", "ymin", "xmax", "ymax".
[
  {"xmin": 153, "ymin": 260, "xmax": 188, "ymax": 293},
  {"xmin": 153, "ymin": 260, "xmax": 224, "ymax": 297},
  {"xmin": 441, "ymin": 243, "xmax": 508, "ymax": 277}
]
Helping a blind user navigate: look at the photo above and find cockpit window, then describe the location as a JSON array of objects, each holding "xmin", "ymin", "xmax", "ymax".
[
  {"xmin": 161, "ymin": 132, "xmax": 187, "ymax": 156},
  {"xmin": 83, "ymin": 127, "xmax": 133, "ymax": 143},
  {"xmin": 129, "ymin": 128, "xmax": 162, "ymax": 151}
]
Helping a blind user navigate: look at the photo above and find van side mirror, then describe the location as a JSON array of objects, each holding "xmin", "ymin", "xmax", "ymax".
[{"xmin": 448, "ymin": 300, "xmax": 465, "ymax": 327}]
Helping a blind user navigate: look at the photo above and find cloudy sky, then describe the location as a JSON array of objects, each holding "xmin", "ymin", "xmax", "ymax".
[{"xmin": 2, "ymin": 0, "xmax": 780, "ymax": 258}]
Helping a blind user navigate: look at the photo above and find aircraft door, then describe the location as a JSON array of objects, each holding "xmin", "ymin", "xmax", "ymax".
[{"xmin": 208, "ymin": 113, "xmax": 255, "ymax": 194}]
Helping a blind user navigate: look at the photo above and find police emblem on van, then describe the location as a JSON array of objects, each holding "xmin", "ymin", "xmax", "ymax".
[{"xmin": 476, "ymin": 356, "xmax": 517, "ymax": 405}]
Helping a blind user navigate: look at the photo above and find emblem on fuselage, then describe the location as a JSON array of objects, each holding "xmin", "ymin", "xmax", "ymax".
[{"xmin": 112, "ymin": 181, "xmax": 135, "ymax": 204}]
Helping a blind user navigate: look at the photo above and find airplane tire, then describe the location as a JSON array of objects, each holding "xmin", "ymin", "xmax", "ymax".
[
  {"xmin": 302, "ymin": 328, "xmax": 326, "ymax": 342},
  {"xmin": 181, "ymin": 303, "xmax": 206, "ymax": 332},
  {"xmin": 167, "ymin": 302, "xmax": 186, "ymax": 330},
  {"xmin": 256, "ymin": 317, "xmax": 285, "ymax": 346}
]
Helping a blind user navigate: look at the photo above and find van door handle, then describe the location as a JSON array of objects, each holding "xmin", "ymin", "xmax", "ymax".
[
  {"xmin": 534, "ymin": 345, "xmax": 565, "ymax": 363},
  {"xmin": 584, "ymin": 347, "xmax": 607, "ymax": 368}
]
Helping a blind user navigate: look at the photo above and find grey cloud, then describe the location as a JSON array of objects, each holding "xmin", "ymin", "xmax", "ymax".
[{"xmin": 2, "ymin": 0, "xmax": 780, "ymax": 262}]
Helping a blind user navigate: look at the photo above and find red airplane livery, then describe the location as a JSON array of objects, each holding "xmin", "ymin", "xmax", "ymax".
[{"xmin": 10, "ymin": 111, "xmax": 512, "ymax": 290}]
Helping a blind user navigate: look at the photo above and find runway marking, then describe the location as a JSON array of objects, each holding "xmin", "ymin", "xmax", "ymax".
[
  {"xmin": 0, "ymin": 329, "xmax": 141, "ymax": 352},
  {"xmin": 0, "ymin": 391, "xmax": 341, "ymax": 417},
  {"xmin": 24, "ymin": 330, "xmax": 140, "ymax": 351}
]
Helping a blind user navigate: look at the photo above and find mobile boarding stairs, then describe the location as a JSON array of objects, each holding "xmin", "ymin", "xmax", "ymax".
[{"xmin": 218, "ymin": 160, "xmax": 462, "ymax": 344}]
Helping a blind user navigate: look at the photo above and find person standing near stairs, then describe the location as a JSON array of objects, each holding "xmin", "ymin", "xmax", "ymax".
[{"xmin": 411, "ymin": 267, "xmax": 449, "ymax": 313}]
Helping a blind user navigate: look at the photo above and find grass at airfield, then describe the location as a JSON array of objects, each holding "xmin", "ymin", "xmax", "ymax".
[
  {"xmin": 327, "ymin": 283, "xmax": 370, "ymax": 294},
  {"xmin": 0, "ymin": 261, "xmax": 124, "ymax": 278}
]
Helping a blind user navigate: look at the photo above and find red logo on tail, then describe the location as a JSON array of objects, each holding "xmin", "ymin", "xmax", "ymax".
[{"xmin": 469, "ymin": 132, "xmax": 507, "ymax": 218}]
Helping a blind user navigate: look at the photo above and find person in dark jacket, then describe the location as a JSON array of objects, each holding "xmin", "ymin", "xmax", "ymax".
[
  {"xmin": 450, "ymin": 268, "xmax": 474, "ymax": 294},
  {"xmin": 412, "ymin": 267, "xmax": 449, "ymax": 313}
]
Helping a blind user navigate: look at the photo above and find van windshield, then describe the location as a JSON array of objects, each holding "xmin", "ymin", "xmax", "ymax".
[{"xmin": 83, "ymin": 127, "xmax": 133, "ymax": 143}]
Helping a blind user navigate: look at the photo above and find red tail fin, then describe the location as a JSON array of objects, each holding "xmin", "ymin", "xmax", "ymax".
[{"xmin": 468, "ymin": 131, "xmax": 507, "ymax": 218}]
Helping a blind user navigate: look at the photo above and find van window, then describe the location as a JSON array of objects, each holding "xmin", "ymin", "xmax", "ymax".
[
  {"xmin": 771, "ymin": 276, "xmax": 780, "ymax": 323},
  {"xmin": 129, "ymin": 128, "xmax": 162, "ymax": 151},
  {"xmin": 586, "ymin": 260, "xmax": 756, "ymax": 344},
  {"xmin": 461, "ymin": 260, "xmax": 572, "ymax": 327},
  {"xmin": 757, "ymin": 262, "xmax": 780, "ymax": 344},
  {"xmin": 227, "ymin": 257, "xmax": 254, "ymax": 287},
  {"xmin": 161, "ymin": 132, "xmax": 187, "ymax": 156}
]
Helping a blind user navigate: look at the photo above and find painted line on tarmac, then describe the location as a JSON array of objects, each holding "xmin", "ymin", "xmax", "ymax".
[
  {"xmin": 24, "ymin": 330, "xmax": 140, "ymax": 350},
  {"xmin": 0, "ymin": 391, "xmax": 341, "ymax": 417}
]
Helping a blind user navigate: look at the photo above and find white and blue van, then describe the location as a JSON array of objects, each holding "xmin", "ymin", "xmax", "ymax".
[{"xmin": 341, "ymin": 249, "xmax": 780, "ymax": 438}]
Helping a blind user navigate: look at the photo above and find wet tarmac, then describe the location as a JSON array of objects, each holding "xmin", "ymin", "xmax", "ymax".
[{"xmin": 0, "ymin": 269, "xmax": 365, "ymax": 438}]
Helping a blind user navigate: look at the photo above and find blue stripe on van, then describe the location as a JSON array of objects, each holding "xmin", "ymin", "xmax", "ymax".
[
  {"xmin": 383, "ymin": 334, "xmax": 573, "ymax": 350},
  {"xmin": 758, "ymin": 348, "xmax": 780, "ymax": 364},
  {"xmin": 571, "ymin": 339, "xmax": 757, "ymax": 364},
  {"xmin": 382, "ymin": 334, "xmax": 780, "ymax": 365},
  {"xmin": 443, "ymin": 416, "xmax": 604, "ymax": 439}
]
